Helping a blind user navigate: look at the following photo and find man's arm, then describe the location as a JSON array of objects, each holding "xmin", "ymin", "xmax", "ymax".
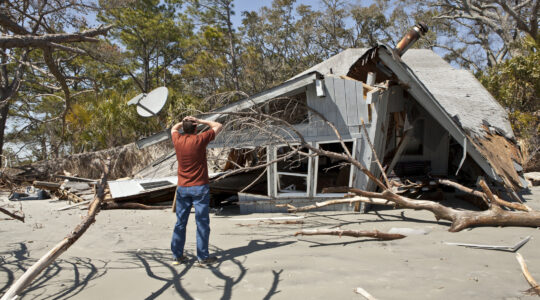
[
  {"xmin": 196, "ymin": 118, "xmax": 223, "ymax": 135},
  {"xmin": 171, "ymin": 120, "xmax": 183, "ymax": 135}
]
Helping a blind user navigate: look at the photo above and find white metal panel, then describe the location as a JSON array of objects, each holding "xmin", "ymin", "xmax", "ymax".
[{"xmin": 108, "ymin": 176, "xmax": 177, "ymax": 198}]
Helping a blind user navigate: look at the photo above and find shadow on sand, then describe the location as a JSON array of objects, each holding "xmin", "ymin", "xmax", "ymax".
[
  {"xmin": 0, "ymin": 243, "xmax": 108, "ymax": 299},
  {"xmin": 118, "ymin": 239, "xmax": 294, "ymax": 300}
]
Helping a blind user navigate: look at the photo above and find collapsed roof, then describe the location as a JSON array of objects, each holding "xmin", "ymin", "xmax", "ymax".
[
  {"xmin": 134, "ymin": 46, "xmax": 524, "ymax": 195},
  {"xmin": 294, "ymin": 48, "xmax": 514, "ymax": 141}
]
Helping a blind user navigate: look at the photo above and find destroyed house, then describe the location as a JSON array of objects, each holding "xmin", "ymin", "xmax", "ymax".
[{"xmin": 113, "ymin": 35, "xmax": 526, "ymax": 212}]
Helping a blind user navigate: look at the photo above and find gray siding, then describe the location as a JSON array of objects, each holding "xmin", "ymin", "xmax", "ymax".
[{"xmin": 317, "ymin": 76, "xmax": 368, "ymax": 127}]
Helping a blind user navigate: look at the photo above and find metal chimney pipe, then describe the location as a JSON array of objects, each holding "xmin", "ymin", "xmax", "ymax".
[{"xmin": 395, "ymin": 23, "xmax": 428, "ymax": 57}]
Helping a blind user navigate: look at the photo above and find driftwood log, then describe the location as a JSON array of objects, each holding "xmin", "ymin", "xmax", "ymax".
[
  {"xmin": 1, "ymin": 161, "xmax": 109, "ymax": 300},
  {"xmin": 294, "ymin": 229, "xmax": 405, "ymax": 240},
  {"xmin": 516, "ymin": 253, "xmax": 540, "ymax": 296},
  {"xmin": 0, "ymin": 206, "xmax": 24, "ymax": 222}
]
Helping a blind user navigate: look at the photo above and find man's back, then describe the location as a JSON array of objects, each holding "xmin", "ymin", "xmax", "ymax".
[
  {"xmin": 172, "ymin": 130, "xmax": 215, "ymax": 187},
  {"xmin": 170, "ymin": 116, "xmax": 222, "ymax": 265}
]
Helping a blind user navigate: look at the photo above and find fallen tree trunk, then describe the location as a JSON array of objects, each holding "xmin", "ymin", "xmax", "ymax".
[
  {"xmin": 360, "ymin": 188, "xmax": 540, "ymax": 232},
  {"xmin": 1, "ymin": 161, "xmax": 109, "ymax": 300},
  {"xmin": 294, "ymin": 229, "xmax": 405, "ymax": 240},
  {"xmin": 313, "ymin": 186, "xmax": 540, "ymax": 232},
  {"xmin": 102, "ymin": 202, "xmax": 170, "ymax": 210},
  {"xmin": 0, "ymin": 206, "xmax": 24, "ymax": 222}
]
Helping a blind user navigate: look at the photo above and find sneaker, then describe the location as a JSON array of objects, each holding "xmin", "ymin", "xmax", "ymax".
[
  {"xmin": 197, "ymin": 256, "xmax": 218, "ymax": 267},
  {"xmin": 172, "ymin": 256, "xmax": 188, "ymax": 265}
]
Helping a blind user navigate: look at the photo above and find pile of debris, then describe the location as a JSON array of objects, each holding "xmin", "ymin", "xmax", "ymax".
[
  {"xmin": 1, "ymin": 172, "xmax": 172, "ymax": 212},
  {"xmin": 33, "ymin": 175, "xmax": 103, "ymax": 207}
]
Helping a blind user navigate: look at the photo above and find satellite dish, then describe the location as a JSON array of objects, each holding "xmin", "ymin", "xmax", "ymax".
[{"xmin": 127, "ymin": 87, "xmax": 168, "ymax": 117}]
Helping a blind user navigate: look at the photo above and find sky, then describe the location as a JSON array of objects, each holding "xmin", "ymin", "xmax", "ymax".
[{"xmin": 227, "ymin": 0, "xmax": 325, "ymax": 27}]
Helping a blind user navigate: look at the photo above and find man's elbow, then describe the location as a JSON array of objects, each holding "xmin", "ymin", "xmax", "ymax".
[{"xmin": 214, "ymin": 124, "xmax": 223, "ymax": 135}]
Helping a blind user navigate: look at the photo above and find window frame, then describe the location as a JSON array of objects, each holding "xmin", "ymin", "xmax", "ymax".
[{"xmin": 313, "ymin": 139, "xmax": 357, "ymax": 197}]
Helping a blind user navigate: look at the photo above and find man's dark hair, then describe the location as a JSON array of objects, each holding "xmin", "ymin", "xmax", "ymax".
[{"xmin": 183, "ymin": 120, "xmax": 196, "ymax": 134}]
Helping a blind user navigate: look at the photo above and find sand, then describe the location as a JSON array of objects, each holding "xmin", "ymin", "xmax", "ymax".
[{"xmin": 1, "ymin": 187, "xmax": 540, "ymax": 299}]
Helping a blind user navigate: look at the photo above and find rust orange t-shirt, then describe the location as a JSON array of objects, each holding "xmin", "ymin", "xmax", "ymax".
[{"xmin": 172, "ymin": 129, "xmax": 215, "ymax": 187}]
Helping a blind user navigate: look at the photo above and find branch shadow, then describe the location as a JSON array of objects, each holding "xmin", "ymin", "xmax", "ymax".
[
  {"xmin": 262, "ymin": 269, "xmax": 283, "ymax": 300},
  {"xmin": 0, "ymin": 242, "xmax": 108, "ymax": 299},
  {"xmin": 119, "ymin": 239, "xmax": 295, "ymax": 300}
]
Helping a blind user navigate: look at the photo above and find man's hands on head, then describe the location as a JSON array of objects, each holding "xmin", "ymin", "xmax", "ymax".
[
  {"xmin": 174, "ymin": 116, "xmax": 223, "ymax": 136},
  {"xmin": 183, "ymin": 116, "xmax": 198, "ymax": 124},
  {"xmin": 172, "ymin": 116, "xmax": 198, "ymax": 135}
]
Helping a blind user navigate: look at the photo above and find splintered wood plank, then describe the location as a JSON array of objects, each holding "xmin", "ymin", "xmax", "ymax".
[{"xmin": 344, "ymin": 79, "xmax": 359, "ymax": 125}]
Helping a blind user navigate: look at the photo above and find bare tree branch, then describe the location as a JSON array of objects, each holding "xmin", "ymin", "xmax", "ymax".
[
  {"xmin": 294, "ymin": 228, "xmax": 405, "ymax": 240},
  {"xmin": 0, "ymin": 25, "xmax": 113, "ymax": 49}
]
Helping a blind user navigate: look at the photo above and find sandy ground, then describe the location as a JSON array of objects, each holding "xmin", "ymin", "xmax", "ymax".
[{"xmin": 1, "ymin": 187, "xmax": 540, "ymax": 300}]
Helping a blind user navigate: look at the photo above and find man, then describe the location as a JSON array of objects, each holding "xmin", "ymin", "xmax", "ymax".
[{"xmin": 170, "ymin": 116, "xmax": 223, "ymax": 266}]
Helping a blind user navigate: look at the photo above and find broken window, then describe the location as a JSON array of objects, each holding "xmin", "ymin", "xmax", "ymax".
[
  {"xmin": 314, "ymin": 141, "xmax": 355, "ymax": 195},
  {"xmin": 274, "ymin": 144, "xmax": 310, "ymax": 196}
]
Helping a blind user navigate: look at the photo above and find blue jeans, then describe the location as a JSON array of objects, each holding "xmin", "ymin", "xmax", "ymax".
[{"xmin": 171, "ymin": 184, "xmax": 211, "ymax": 260}]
